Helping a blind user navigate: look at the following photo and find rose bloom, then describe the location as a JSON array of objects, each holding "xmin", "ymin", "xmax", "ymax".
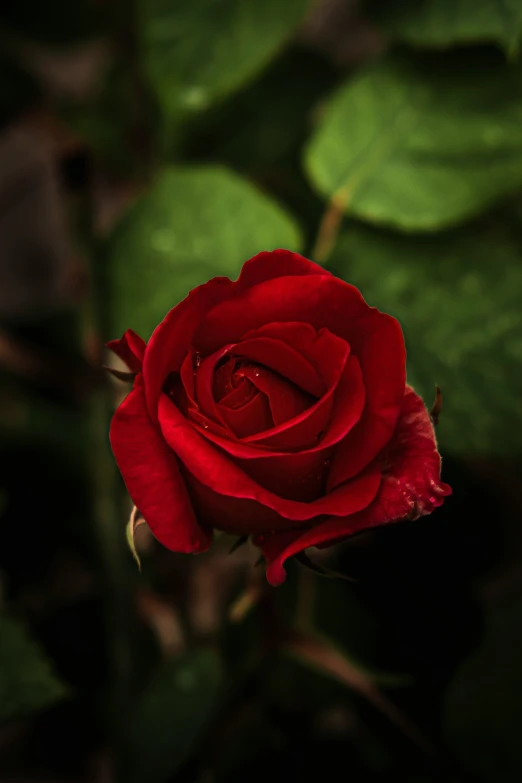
[{"xmin": 109, "ymin": 250, "xmax": 451, "ymax": 585}]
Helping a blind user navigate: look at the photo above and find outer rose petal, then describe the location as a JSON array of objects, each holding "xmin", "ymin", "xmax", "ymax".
[
  {"xmin": 194, "ymin": 274, "xmax": 370, "ymax": 355},
  {"xmin": 143, "ymin": 277, "xmax": 233, "ymax": 422},
  {"xmin": 184, "ymin": 464, "xmax": 381, "ymax": 536},
  {"xmin": 236, "ymin": 249, "xmax": 331, "ymax": 290},
  {"xmin": 110, "ymin": 384, "xmax": 211, "ymax": 553},
  {"xmin": 258, "ymin": 385, "xmax": 452, "ymax": 586},
  {"xmin": 107, "ymin": 329, "xmax": 146, "ymax": 373},
  {"xmin": 327, "ymin": 311, "xmax": 406, "ymax": 489}
]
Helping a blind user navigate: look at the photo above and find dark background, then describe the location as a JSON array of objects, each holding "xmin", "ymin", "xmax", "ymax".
[{"xmin": 1, "ymin": 1, "xmax": 522, "ymax": 781}]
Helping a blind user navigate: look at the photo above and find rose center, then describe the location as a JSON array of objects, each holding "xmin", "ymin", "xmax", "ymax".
[{"xmin": 209, "ymin": 355, "xmax": 316, "ymax": 439}]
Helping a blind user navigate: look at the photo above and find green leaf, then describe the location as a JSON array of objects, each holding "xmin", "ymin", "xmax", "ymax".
[
  {"xmin": 329, "ymin": 222, "xmax": 522, "ymax": 456},
  {"xmin": 138, "ymin": 0, "xmax": 310, "ymax": 120},
  {"xmin": 366, "ymin": 0, "xmax": 522, "ymax": 56},
  {"xmin": 126, "ymin": 650, "xmax": 223, "ymax": 783},
  {"xmin": 305, "ymin": 50, "xmax": 522, "ymax": 231},
  {"xmin": 444, "ymin": 591, "xmax": 522, "ymax": 781},
  {"xmin": 107, "ymin": 165, "xmax": 302, "ymax": 338},
  {"xmin": 0, "ymin": 614, "xmax": 67, "ymax": 723}
]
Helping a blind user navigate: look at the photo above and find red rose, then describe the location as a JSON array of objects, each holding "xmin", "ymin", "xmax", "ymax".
[{"xmin": 109, "ymin": 250, "xmax": 451, "ymax": 585}]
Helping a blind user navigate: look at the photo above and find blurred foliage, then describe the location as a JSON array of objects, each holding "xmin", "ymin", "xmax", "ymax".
[
  {"xmin": 366, "ymin": 0, "xmax": 522, "ymax": 55},
  {"xmin": 126, "ymin": 650, "xmax": 223, "ymax": 782},
  {"xmin": 138, "ymin": 0, "xmax": 311, "ymax": 121},
  {"xmin": 330, "ymin": 220, "xmax": 522, "ymax": 456},
  {"xmin": 445, "ymin": 589, "xmax": 522, "ymax": 782},
  {"xmin": 305, "ymin": 48, "xmax": 522, "ymax": 230},
  {"xmin": 0, "ymin": 0, "xmax": 521, "ymax": 781},
  {"xmin": 0, "ymin": 614, "xmax": 67, "ymax": 723},
  {"xmin": 108, "ymin": 165, "xmax": 302, "ymax": 337}
]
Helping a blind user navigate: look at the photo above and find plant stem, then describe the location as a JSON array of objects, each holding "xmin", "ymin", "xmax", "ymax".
[{"xmin": 311, "ymin": 188, "xmax": 350, "ymax": 264}]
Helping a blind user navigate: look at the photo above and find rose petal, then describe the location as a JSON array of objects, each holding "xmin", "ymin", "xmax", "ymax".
[
  {"xmin": 194, "ymin": 276, "xmax": 403, "ymax": 469},
  {"xmin": 179, "ymin": 350, "xmax": 197, "ymax": 409},
  {"xmin": 327, "ymin": 311, "xmax": 406, "ymax": 490},
  {"xmin": 188, "ymin": 407, "xmax": 230, "ymax": 438},
  {"xmin": 218, "ymin": 391, "xmax": 274, "ymax": 438},
  {"xmin": 110, "ymin": 384, "xmax": 211, "ymax": 553},
  {"xmin": 184, "ymin": 464, "xmax": 381, "ymax": 536},
  {"xmin": 219, "ymin": 376, "xmax": 257, "ymax": 409},
  {"xmin": 242, "ymin": 322, "xmax": 348, "ymax": 388},
  {"xmin": 235, "ymin": 333, "xmax": 325, "ymax": 397},
  {"xmin": 240, "ymin": 365, "xmax": 316, "ymax": 429},
  {"xmin": 193, "ymin": 353, "xmax": 365, "ymax": 462},
  {"xmin": 107, "ymin": 329, "xmax": 146, "ymax": 373},
  {"xmin": 236, "ymin": 249, "xmax": 331, "ymax": 290},
  {"xmin": 142, "ymin": 252, "xmax": 329, "ymax": 421},
  {"xmin": 241, "ymin": 331, "xmax": 351, "ymax": 450},
  {"xmin": 194, "ymin": 344, "xmax": 236, "ymax": 431},
  {"xmin": 194, "ymin": 274, "xmax": 370, "ymax": 356},
  {"xmin": 257, "ymin": 385, "xmax": 451, "ymax": 585},
  {"xmin": 143, "ymin": 276, "xmax": 233, "ymax": 422},
  {"xmin": 213, "ymin": 359, "xmax": 236, "ymax": 401},
  {"xmin": 231, "ymin": 447, "xmax": 336, "ymax": 502},
  {"xmin": 158, "ymin": 393, "xmax": 380, "ymax": 524}
]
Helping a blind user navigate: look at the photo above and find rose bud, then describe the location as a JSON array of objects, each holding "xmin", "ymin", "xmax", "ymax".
[{"xmin": 108, "ymin": 250, "xmax": 451, "ymax": 585}]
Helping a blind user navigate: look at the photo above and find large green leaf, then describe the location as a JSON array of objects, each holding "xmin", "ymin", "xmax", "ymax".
[
  {"xmin": 107, "ymin": 165, "xmax": 302, "ymax": 338},
  {"xmin": 444, "ymin": 592, "xmax": 522, "ymax": 781},
  {"xmin": 305, "ymin": 50, "xmax": 522, "ymax": 231},
  {"xmin": 126, "ymin": 650, "xmax": 223, "ymax": 783},
  {"xmin": 329, "ymin": 222, "xmax": 522, "ymax": 456},
  {"xmin": 0, "ymin": 614, "xmax": 67, "ymax": 723},
  {"xmin": 138, "ymin": 0, "xmax": 310, "ymax": 121},
  {"xmin": 366, "ymin": 0, "xmax": 522, "ymax": 56}
]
